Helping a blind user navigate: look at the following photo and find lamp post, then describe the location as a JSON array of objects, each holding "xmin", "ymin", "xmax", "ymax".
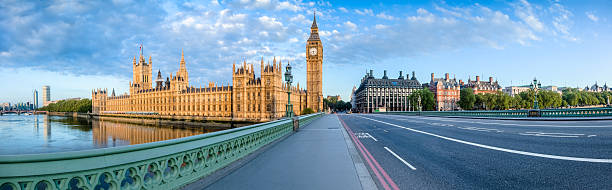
[
  {"xmin": 529, "ymin": 78, "xmax": 542, "ymax": 109},
  {"xmin": 284, "ymin": 63, "xmax": 294, "ymax": 118}
]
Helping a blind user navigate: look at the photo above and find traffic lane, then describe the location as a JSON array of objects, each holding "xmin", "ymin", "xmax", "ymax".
[
  {"xmin": 341, "ymin": 114, "xmax": 612, "ymax": 189},
  {"xmin": 379, "ymin": 114, "xmax": 612, "ymax": 139},
  {"xmin": 381, "ymin": 114, "xmax": 612, "ymax": 128},
  {"xmin": 339, "ymin": 114, "xmax": 453, "ymax": 190},
  {"xmin": 362, "ymin": 114, "xmax": 612, "ymax": 160}
]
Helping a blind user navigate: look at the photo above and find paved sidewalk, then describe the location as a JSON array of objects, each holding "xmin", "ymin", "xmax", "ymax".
[{"xmin": 203, "ymin": 114, "xmax": 371, "ymax": 190}]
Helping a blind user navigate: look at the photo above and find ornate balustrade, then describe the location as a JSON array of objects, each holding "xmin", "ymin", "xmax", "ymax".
[
  {"xmin": 0, "ymin": 113, "xmax": 323, "ymax": 190},
  {"xmin": 376, "ymin": 107, "xmax": 612, "ymax": 118}
]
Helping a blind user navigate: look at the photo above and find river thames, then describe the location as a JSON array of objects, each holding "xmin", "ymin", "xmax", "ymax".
[{"xmin": 0, "ymin": 114, "xmax": 223, "ymax": 155}]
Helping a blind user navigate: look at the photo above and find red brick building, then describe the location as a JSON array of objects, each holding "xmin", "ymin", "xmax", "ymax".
[{"xmin": 429, "ymin": 73, "xmax": 460, "ymax": 111}]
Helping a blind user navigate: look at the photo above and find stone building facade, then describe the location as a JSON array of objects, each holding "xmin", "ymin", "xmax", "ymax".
[
  {"xmin": 460, "ymin": 76, "xmax": 502, "ymax": 95},
  {"xmin": 92, "ymin": 18, "xmax": 323, "ymax": 122},
  {"xmin": 429, "ymin": 73, "xmax": 460, "ymax": 111},
  {"xmin": 354, "ymin": 70, "xmax": 422, "ymax": 113}
]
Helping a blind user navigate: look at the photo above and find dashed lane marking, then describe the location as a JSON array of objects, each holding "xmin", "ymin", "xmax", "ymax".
[{"xmin": 384, "ymin": 147, "xmax": 417, "ymax": 170}]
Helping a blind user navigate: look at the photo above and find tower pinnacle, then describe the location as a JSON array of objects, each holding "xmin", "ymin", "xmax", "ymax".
[{"xmin": 311, "ymin": 10, "xmax": 318, "ymax": 29}]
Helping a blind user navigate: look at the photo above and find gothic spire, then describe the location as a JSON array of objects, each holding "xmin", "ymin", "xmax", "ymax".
[
  {"xmin": 311, "ymin": 10, "xmax": 318, "ymax": 29},
  {"xmin": 308, "ymin": 10, "xmax": 320, "ymax": 41},
  {"xmin": 179, "ymin": 49, "xmax": 186, "ymax": 72}
]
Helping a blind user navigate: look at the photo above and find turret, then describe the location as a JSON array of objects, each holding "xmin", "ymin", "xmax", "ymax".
[{"xmin": 155, "ymin": 70, "xmax": 164, "ymax": 88}]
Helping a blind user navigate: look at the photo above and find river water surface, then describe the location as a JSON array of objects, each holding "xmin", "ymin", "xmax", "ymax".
[{"xmin": 0, "ymin": 114, "xmax": 223, "ymax": 155}]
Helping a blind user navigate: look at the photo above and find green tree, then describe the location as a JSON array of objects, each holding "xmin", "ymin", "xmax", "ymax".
[
  {"xmin": 409, "ymin": 89, "xmax": 435, "ymax": 111},
  {"xmin": 458, "ymin": 88, "xmax": 476, "ymax": 110},
  {"xmin": 39, "ymin": 99, "xmax": 92, "ymax": 113},
  {"xmin": 301, "ymin": 108, "xmax": 315, "ymax": 115}
]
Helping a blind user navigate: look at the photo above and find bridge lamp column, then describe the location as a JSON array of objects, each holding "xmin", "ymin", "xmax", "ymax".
[
  {"xmin": 285, "ymin": 63, "xmax": 294, "ymax": 118},
  {"xmin": 530, "ymin": 78, "xmax": 542, "ymax": 109}
]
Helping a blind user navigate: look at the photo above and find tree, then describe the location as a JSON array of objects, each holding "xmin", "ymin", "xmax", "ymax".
[
  {"xmin": 409, "ymin": 89, "xmax": 435, "ymax": 111},
  {"xmin": 301, "ymin": 108, "xmax": 315, "ymax": 115},
  {"xmin": 458, "ymin": 88, "xmax": 476, "ymax": 110},
  {"xmin": 39, "ymin": 99, "xmax": 92, "ymax": 113}
]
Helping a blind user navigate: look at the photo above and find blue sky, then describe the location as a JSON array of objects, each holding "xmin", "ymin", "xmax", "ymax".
[{"xmin": 1, "ymin": 0, "xmax": 611, "ymax": 103}]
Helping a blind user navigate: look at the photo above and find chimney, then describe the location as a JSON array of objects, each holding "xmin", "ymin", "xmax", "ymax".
[
  {"xmin": 369, "ymin": 70, "xmax": 373, "ymax": 77},
  {"xmin": 431, "ymin": 73, "xmax": 434, "ymax": 80},
  {"xmin": 489, "ymin": 77, "xmax": 493, "ymax": 83},
  {"xmin": 459, "ymin": 79, "xmax": 463, "ymax": 85},
  {"xmin": 398, "ymin": 71, "xmax": 404, "ymax": 79},
  {"xmin": 445, "ymin": 73, "xmax": 449, "ymax": 80},
  {"xmin": 383, "ymin": 70, "xmax": 388, "ymax": 79},
  {"xmin": 476, "ymin": 76, "xmax": 480, "ymax": 82}
]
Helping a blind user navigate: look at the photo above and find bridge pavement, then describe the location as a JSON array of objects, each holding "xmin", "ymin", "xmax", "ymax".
[{"xmin": 201, "ymin": 114, "xmax": 376, "ymax": 190}]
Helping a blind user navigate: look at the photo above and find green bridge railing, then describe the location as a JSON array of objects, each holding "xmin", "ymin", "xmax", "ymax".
[
  {"xmin": 375, "ymin": 107, "xmax": 612, "ymax": 118},
  {"xmin": 0, "ymin": 113, "xmax": 323, "ymax": 190}
]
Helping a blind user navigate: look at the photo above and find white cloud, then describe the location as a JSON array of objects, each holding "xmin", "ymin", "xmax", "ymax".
[
  {"xmin": 258, "ymin": 16, "xmax": 283, "ymax": 29},
  {"xmin": 375, "ymin": 24, "xmax": 388, "ymax": 29},
  {"xmin": 355, "ymin": 9, "xmax": 373, "ymax": 16},
  {"xmin": 586, "ymin": 11, "xmax": 599, "ymax": 22},
  {"xmin": 289, "ymin": 37, "xmax": 298, "ymax": 43},
  {"xmin": 338, "ymin": 7, "xmax": 348, "ymax": 13},
  {"xmin": 514, "ymin": 0, "xmax": 545, "ymax": 32},
  {"xmin": 549, "ymin": 2, "xmax": 576, "ymax": 41},
  {"xmin": 277, "ymin": 1, "xmax": 301, "ymax": 12},
  {"xmin": 289, "ymin": 14, "xmax": 306, "ymax": 23},
  {"xmin": 376, "ymin": 12, "xmax": 395, "ymax": 20},
  {"xmin": 344, "ymin": 21, "xmax": 357, "ymax": 30},
  {"xmin": 324, "ymin": 4, "xmax": 546, "ymax": 65}
]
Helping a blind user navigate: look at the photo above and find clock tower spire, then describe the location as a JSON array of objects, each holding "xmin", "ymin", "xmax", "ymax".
[{"xmin": 306, "ymin": 10, "xmax": 323, "ymax": 112}]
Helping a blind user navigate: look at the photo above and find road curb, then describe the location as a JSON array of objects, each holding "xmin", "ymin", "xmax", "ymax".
[{"xmin": 337, "ymin": 115, "xmax": 379, "ymax": 190}]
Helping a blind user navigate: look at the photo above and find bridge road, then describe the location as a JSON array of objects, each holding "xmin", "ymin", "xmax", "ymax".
[{"xmin": 338, "ymin": 114, "xmax": 612, "ymax": 189}]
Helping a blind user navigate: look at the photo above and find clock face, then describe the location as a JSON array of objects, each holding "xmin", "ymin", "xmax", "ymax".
[{"xmin": 309, "ymin": 47, "xmax": 317, "ymax": 55}]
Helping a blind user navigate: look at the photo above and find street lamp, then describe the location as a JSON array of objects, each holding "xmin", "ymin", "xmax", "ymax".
[
  {"xmin": 284, "ymin": 63, "xmax": 294, "ymax": 118},
  {"xmin": 529, "ymin": 78, "xmax": 542, "ymax": 109}
]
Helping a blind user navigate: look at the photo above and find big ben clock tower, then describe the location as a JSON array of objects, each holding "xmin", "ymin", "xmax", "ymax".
[{"xmin": 306, "ymin": 11, "xmax": 323, "ymax": 112}]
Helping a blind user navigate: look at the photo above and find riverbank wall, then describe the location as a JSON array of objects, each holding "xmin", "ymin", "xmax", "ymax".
[{"xmin": 46, "ymin": 112, "xmax": 258, "ymax": 128}]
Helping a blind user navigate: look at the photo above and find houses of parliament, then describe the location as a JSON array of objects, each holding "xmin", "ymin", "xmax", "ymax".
[{"xmin": 92, "ymin": 14, "xmax": 323, "ymax": 121}]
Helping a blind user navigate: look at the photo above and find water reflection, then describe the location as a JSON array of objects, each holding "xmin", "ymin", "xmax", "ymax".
[
  {"xmin": 0, "ymin": 114, "xmax": 225, "ymax": 155},
  {"xmin": 91, "ymin": 119, "xmax": 217, "ymax": 147}
]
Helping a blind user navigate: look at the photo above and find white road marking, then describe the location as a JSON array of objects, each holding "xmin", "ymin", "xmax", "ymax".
[
  {"xmin": 356, "ymin": 132, "xmax": 378, "ymax": 141},
  {"xmin": 384, "ymin": 147, "xmax": 417, "ymax": 170},
  {"xmin": 429, "ymin": 122, "xmax": 454, "ymax": 127},
  {"xmin": 457, "ymin": 127, "xmax": 503, "ymax": 133},
  {"xmin": 588, "ymin": 135, "xmax": 597, "ymax": 137},
  {"xmin": 518, "ymin": 132, "xmax": 592, "ymax": 138},
  {"xmin": 358, "ymin": 116, "xmax": 612, "ymax": 163}
]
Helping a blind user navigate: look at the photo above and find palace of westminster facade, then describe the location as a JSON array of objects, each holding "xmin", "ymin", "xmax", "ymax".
[{"xmin": 92, "ymin": 15, "xmax": 323, "ymax": 121}]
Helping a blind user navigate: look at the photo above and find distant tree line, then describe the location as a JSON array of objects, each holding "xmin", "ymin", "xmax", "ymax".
[
  {"xmin": 323, "ymin": 96, "xmax": 352, "ymax": 112},
  {"xmin": 408, "ymin": 89, "xmax": 435, "ymax": 111},
  {"xmin": 39, "ymin": 99, "xmax": 92, "ymax": 113},
  {"xmin": 457, "ymin": 88, "xmax": 612, "ymax": 110}
]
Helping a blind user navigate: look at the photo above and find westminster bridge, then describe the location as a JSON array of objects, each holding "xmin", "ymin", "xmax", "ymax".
[{"xmin": 3, "ymin": 108, "xmax": 612, "ymax": 190}]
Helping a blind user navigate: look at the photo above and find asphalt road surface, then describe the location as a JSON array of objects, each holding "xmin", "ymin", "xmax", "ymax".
[{"xmin": 338, "ymin": 114, "xmax": 612, "ymax": 190}]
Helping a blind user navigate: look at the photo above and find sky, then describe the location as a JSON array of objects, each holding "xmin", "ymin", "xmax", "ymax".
[{"xmin": 1, "ymin": 0, "xmax": 611, "ymax": 104}]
